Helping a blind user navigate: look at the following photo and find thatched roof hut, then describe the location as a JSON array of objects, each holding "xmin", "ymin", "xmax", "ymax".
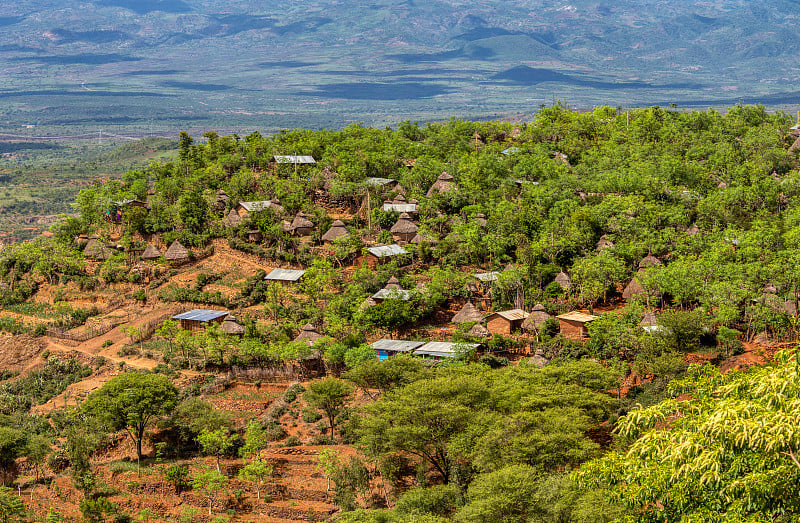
[
  {"xmin": 789, "ymin": 136, "xmax": 800, "ymax": 153},
  {"xmin": 390, "ymin": 212, "xmax": 418, "ymax": 242},
  {"xmin": 411, "ymin": 231, "xmax": 438, "ymax": 245},
  {"xmin": 686, "ymin": 224, "xmax": 700, "ymax": 236},
  {"xmin": 622, "ymin": 277, "xmax": 646, "ymax": 300},
  {"xmin": 468, "ymin": 323, "xmax": 491, "ymax": 338},
  {"xmin": 452, "ymin": 302, "xmax": 484, "ymax": 323},
  {"xmin": 290, "ymin": 212, "xmax": 314, "ymax": 236},
  {"xmin": 596, "ymin": 234, "xmax": 614, "ymax": 249},
  {"xmin": 522, "ymin": 303, "xmax": 551, "ymax": 331},
  {"xmin": 294, "ymin": 323, "xmax": 323, "ymax": 345},
  {"xmin": 220, "ymin": 316, "xmax": 246, "ymax": 335},
  {"xmin": 358, "ymin": 297, "xmax": 377, "ymax": 312},
  {"xmin": 639, "ymin": 254, "xmax": 662, "ymax": 268},
  {"xmin": 384, "ymin": 276, "xmax": 401, "ymax": 290},
  {"xmin": 83, "ymin": 239, "xmax": 114, "ymax": 260},
  {"xmin": 427, "ymin": 171, "xmax": 457, "ymax": 196},
  {"xmin": 224, "ymin": 208, "xmax": 242, "ymax": 227},
  {"xmin": 165, "ymin": 240, "xmax": 189, "ymax": 261},
  {"xmin": 555, "ymin": 271, "xmax": 571, "ymax": 291},
  {"xmin": 322, "ymin": 220, "xmax": 350, "ymax": 242},
  {"xmin": 141, "ymin": 243, "xmax": 161, "ymax": 261},
  {"xmin": 640, "ymin": 311, "xmax": 658, "ymax": 328}
]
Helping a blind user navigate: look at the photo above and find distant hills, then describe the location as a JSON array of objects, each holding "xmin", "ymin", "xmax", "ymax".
[{"xmin": 1, "ymin": 0, "xmax": 800, "ymax": 135}]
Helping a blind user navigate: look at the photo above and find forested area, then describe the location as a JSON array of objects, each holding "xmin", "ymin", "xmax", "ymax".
[{"xmin": 1, "ymin": 104, "xmax": 800, "ymax": 522}]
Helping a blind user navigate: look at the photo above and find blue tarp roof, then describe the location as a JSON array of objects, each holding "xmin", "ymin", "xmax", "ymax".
[{"xmin": 172, "ymin": 309, "xmax": 230, "ymax": 322}]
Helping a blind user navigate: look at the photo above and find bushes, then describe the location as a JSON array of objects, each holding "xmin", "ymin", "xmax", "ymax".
[{"xmin": 0, "ymin": 356, "xmax": 91, "ymax": 415}]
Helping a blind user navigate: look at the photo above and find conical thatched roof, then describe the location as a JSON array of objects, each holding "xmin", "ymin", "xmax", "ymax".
[
  {"xmin": 554, "ymin": 271, "xmax": 571, "ymax": 291},
  {"xmin": 686, "ymin": 224, "xmax": 700, "ymax": 236},
  {"xmin": 291, "ymin": 212, "xmax": 314, "ymax": 231},
  {"xmin": 411, "ymin": 231, "xmax": 438, "ymax": 245},
  {"xmin": 358, "ymin": 297, "xmax": 377, "ymax": 312},
  {"xmin": 596, "ymin": 234, "xmax": 614, "ymax": 249},
  {"xmin": 390, "ymin": 213, "xmax": 419, "ymax": 234},
  {"xmin": 529, "ymin": 348, "xmax": 548, "ymax": 368},
  {"xmin": 392, "ymin": 194, "xmax": 407, "ymax": 204},
  {"xmin": 640, "ymin": 311, "xmax": 658, "ymax": 328},
  {"xmin": 220, "ymin": 317, "xmax": 246, "ymax": 335},
  {"xmin": 639, "ymin": 254, "xmax": 662, "ymax": 268},
  {"xmin": 165, "ymin": 240, "xmax": 189, "ymax": 260},
  {"xmin": 789, "ymin": 136, "xmax": 800, "ymax": 153},
  {"xmin": 384, "ymin": 276, "xmax": 402, "ymax": 290},
  {"xmin": 83, "ymin": 239, "xmax": 114, "ymax": 260},
  {"xmin": 468, "ymin": 323, "xmax": 491, "ymax": 338},
  {"xmin": 294, "ymin": 323, "xmax": 323, "ymax": 345},
  {"xmin": 622, "ymin": 277, "xmax": 646, "ymax": 300},
  {"xmin": 763, "ymin": 282, "xmax": 778, "ymax": 294},
  {"xmin": 452, "ymin": 302, "xmax": 484, "ymax": 323},
  {"xmin": 322, "ymin": 220, "xmax": 350, "ymax": 242},
  {"xmin": 141, "ymin": 243, "xmax": 161, "ymax": 260},
  {"xmin": 224, "ymin": 208, "xmax": 242, "ymax": 227},
  {"xmin": 427, "ymin": 171, "xmax": 457, "ymax": 196},
  {"xmin": 522, "ymin": 303, "xmax": 551, "ymax": 331}
]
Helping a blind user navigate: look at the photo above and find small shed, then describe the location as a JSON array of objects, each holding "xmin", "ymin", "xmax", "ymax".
[
  {"xmin": 554, "ymin": 271, "xmax": 571, "ymax": 292},
  {"xmin": 390, "ymin": 212, "xmax": 419, "ymax": 243},
  {"xmin": 294, "ymin": 323, "xmax": 323, "ymax": 346},
  {"xmin": 364, "ymin": 177, "xmax": 398, "ymax": 190},
  {"xmin": 372, "ymin": 277, "xmax": 413, "ymax": 303},
  {"xmin": 322, "ymin": 220, "xmax": 350, "ymax": 243},
  {"xmin": 141, "ymin": 243, "xmax": 161, "ymax": 261},
  {"xmin": 485, "ymin": 309, "xmax": 529, "ymax": 335},
  {"xmin": 220, "ymin": 316, "xmax": 246, "ymax": 336},
  {"xmin": 264, "ymin": 268, "xmax": 306, "ymax": 284},
  {"xmin": 362, "ymin": 244, "xmax": 408, "ymax": 268},
  {"xmin": 383, "ymin": 202, "xmax": 418, "ymax": 213},
  {"xmin": 522, "ymin": 303, "xmax": 551, "ymax": 332},
  {"xmin": 371, "ymin": 339, "xmax": 425, "ymax": 360},
  {"xmin": 172, "ymin": 309, "xmax": 230, "ymax": 332},
  {"xmin": 288, "ymin": 212, "xmax": 314, "ymax": 236},
  {"xmin": 426, "ymin": 171, "xmax": 457, "ymax": 196},
  {"xmin": 164, "ymin": 240, "xmax": 189, "ymax": 261},
  {"xmin": 451, "ymin": 302, "xmax": 484, "ymax": 324},
  {"xmin": 557, "ymin": 311, "xmax": 598, "ymax": 341}
]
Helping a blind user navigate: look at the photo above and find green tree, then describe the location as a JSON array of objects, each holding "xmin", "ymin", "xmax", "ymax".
[
  {"xmin": 197, "ymin": 428, "xmax": 236, "ymax": 473},
  {"xmin": 191, "ymin": 468, "xmax": 228, "ymax": 515},
  {"xmin": 238, "ymin": 458, "xmax": 272, "ymax": 500},
  {"xmin": 304, "ymin": 378, "xmax": 354, "ymax": 438},
  {"xmin": 83, "ymin": 372, "xmax": 178, "ymax": 466},
  {"xmin": 178, "ymin": 186, "xmax": 209, "ymax": 234},
  {"xmin": 0, "ymin": 428, "xmax": 24, "ymax": 485},
  {"xmin": 0, "ymin": 486, "xmax": 24, "ymax": 523}
]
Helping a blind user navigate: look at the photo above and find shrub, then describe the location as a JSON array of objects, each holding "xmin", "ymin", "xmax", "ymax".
[
  {"xmin": 282, "ymin": 436, "xmax": 301, "ymax": 447},
  {"xmin": 301, "ymin": 408, "xmax": 322, "ymax": 423},
  {"xmin": 395, "ymin": 484, "xmax": 464, "ymax": 517}
]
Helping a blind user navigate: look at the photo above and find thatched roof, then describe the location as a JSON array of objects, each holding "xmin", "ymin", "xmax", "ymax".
[
  {"xmin": 384, "ymin": 276, "xmax": 402, "ymax": 290},
  {"xmin": 84, "ymin": 239, "xmax": 114, "ymax": 260},
  {"xmin": 411, "ymin": 231, "xmax": 438, "ymax": 245},
  {"xmin": 321, "ymin": 166, "xmax": 337, "ymax": 191},
  {"xmin": 452, "ymin": 302, "xmax": 484, "ymax": 323},
  {"xmin": 290, "ymin": 212, "xmax": 314, "ymax": 231},
  {"xmin": 426, "ymin": 171, "xmax": 457, "ymax": 196},
  {"xmin": 686, "ymin": 224, "xmax": 700, "ymax": 236},
  {"xmin": 390, "ymin": 213, "xmax": 419, "ymax": 234},
  {"xmin": 165, "ymin": 240, "xmax": 189, "ymax": 260},
  {"xmin": 639, "ymin": 254, "xmax": 662, "ymax": 268},
  {"xmin": 294, "ymin": 323, "xmax": 323, "ymax": 345},
  {"xmin": 640, "ymin": 311, "xmax": 658, "ymax": 328},
  {"xmin": 220, "ymin": 317, "xmax": 246, "ymax": 335},
  {"xmin": 622, "ymin": 277, "xmax": 646, "ymax": 300},
  {"xmin": 522, "ymin": 303, "xmax": 551, "ymax": 331},
  {"xmin": 322, "ymin": 220, "xmax": 350, "ymax": 242},
  {"xmin": 555, "ymin": 271, "xmax": 571, "ymax": 291},
  {"xmin": 358, "ymin": 297, "xmax": 377, "ymax": 312},
  {"xmin": 224, "ymin": 208, "xmax": 242, "ymax": 227},
  {"xmin": 789, "ymin": 135, "xmax": 800, "ymax": 153},
  {"xmin": 528, "ymin": 348, "xmax": 548, "ymax": 368},
  {"xmin": 510, "ymin": 126, "xmax": 522, "ymax": 138},
  {"xmin": 141, "ymin": 243, "xmax": 161, "ymax": 260},
  {"xmin": 393, "ymin": 194, "xmax": 407, "ymax": 204},
  {"xmin": 468, "ymin": 323, "xmax": 491, "ymax": 338},
  {"xmin": 596, "ymin": 234, "xmax": 614, "ymax": 249}
]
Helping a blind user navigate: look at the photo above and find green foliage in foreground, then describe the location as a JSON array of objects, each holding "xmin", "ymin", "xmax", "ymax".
[
  {"xmin": 0, "ymin": 357, "xmax": 91, "ymax": 415},
  {"xmin": 577, "ymin": 349, "xmax": 800, "ymax": 522}
]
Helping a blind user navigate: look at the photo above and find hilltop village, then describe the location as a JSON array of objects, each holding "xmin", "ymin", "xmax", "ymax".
[{"xmin": 2, "ymin": 105, "xmax": 800, "ymax": 522}]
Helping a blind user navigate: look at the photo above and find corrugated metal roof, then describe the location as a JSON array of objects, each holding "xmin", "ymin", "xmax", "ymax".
[
  {"xmin": 371, "ymin": 339, "xmax": 425, "ymax": 353},
  {"xmin": 501, "ymin": 147, "xmax": 521, "ymax": 155},
  {"xmin": 264, "ymin": 268, "xmax": 306, "ymax": 281},
  {"xmin": 383, "ymin": 203, "xmax": 417, "ymax": 213},
  {"xmin": 239, "ymin": 201, "xmax": 274, "ymax": 212},
  {"xmin": 488, "ymin": 309, "xmax": 529, "ymax": 321},
  {"xmin": 414, "ymin": 341, "xmax": 480, "ymax": 358},
  {"xmin": 368, "ymin": 244, "xmax": 407, "ymax": 258},
  {"xmin": 372, "ymin": 288, "xmax": 413, "ymax": 301},
  {"xmin": 364, "ymin": 177, "xmax": 396, "ymax": 186},
  {"xmin": 557, "ymin": 311, "xmax": 598, "ymax": 323},
  {"xmin": 172, "ymin": 309, "xmax": 230, "ymax": 322},
  {"xmin": 475, "ymin": 272, "xmax": 500, "ymax": 282},
  {"xmin": 272, "ymin": 155, "xmax": 316, "ymax": 164}
]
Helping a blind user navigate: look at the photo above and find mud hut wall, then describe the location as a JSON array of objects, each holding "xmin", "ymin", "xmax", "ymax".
[{"xmin": 559, "ymin": 319, "xmax": 589, "ymax": 340}]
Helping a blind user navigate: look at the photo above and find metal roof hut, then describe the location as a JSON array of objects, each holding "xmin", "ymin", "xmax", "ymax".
[
  {"xmin": 294, "ymin": 323, "xmax": 323, "ymax": 346},
  {"xmin": 596, "ymin": 234, "xmax": 614, "ymax": 249},
  {"xmin": 554, "ymin": 271, "xmax": 571, "ymax": 292},
  {"xmin": 639, "ymin": 254, "xmax": 662, "ymax": 268},
  {"xmin": 172, "ymin": 309, "xmax": 229, "ymax": 332},
  {"xmin": 224, "ymin": 208, "xmax": 242, "ymax": 227},
  {"xmin": 290, "ymin": 212, "xmax": 314, "ymax": 236},
  {"xmin": 390, "ymin": 212, "xmax": 419, "ymax": 243},
  {"xmin": 427, "ymin": 171, "xmax": 457, "ymax": 197},
  {"xmin": 556, "ymin": 311, "xmax": 598, "ymax": 341},
  {"xmin": 264, "ymin": 268, "xmax": 306, "ymax": 284},
  {"xmin": 141, "ymin": 243, "xmax": 161, "ymax": 261},
  {"xmin": 486, "ymin": 309, "xmax": 529, "ymax": 335},
  {"xmin": 322, "ymin": 220, "xmax": 350, "ymax": 243},
  {"xmin": 164, "ymin": 240, "xmax": 189, "ymax": 261},
  {"xmin": 220, "ymin": 316, "xmax": 245, "ymax": 336},
  {"xmin": 468, "ymin": 323, "xmax": 492, "ymax": 338},
  {"xmin": 451, "ymin": 302, "xmax": 484, "ymax": 324},
  {"xmin": 522, "ymin": 303, "xmax": 551, "ymax": 332}
]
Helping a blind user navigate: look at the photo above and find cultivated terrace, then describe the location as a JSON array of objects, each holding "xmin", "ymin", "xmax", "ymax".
[{"xmin": 2, "ymin": 104, "xmax": 800, "ymax": 522}]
